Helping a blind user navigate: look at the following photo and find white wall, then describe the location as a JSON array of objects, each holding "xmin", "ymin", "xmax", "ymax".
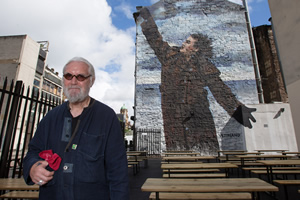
[
  {"xmin": 16, "ymin": 35, "xmax": 39, "ymax": 88},
  {"xmin": 244, "ymin": 103, "xmax": 298, "ymax": 152},
  {"xmin": 268, "ymin": 0, "xmax": 300, "ymax": 149}
]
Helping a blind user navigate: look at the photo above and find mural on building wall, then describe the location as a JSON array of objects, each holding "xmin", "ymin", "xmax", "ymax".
[{"xmin": 135, "ymin": 0, "xmax": 259, "ymax": 154}]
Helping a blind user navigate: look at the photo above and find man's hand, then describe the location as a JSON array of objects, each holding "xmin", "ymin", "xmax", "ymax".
[
  {"xmin": 232, "ymin": 105, "xmax": 256, "ymax": 129},
  {"xmin": 29, "ymin": 160, "xmax": 54, "ymax": 186}
]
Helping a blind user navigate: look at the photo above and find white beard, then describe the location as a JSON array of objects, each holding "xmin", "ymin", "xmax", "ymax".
[{"xmin": 63, "ymin": 85, "xmax": 90, "ymax": 103}]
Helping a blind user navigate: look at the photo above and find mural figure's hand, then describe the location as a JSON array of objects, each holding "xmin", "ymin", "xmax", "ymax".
[
  {"xmin": 140, "ymin": 7, "xmax": 152, "ymax": 20},
  {"xmin": 232, "ymin": 105, "xmax": 256, "ymax": 129}
]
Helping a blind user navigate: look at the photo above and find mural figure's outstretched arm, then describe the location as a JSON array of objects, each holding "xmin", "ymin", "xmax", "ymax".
[
  {"xmin": 139, "ymin": 7, "xmax": 172, "ymax": 61},
  {"xmin": 206, "ymin": 65, "xmax": 256, "ymax": 129}
]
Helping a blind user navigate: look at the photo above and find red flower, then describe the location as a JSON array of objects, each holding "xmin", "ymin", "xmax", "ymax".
[{"xmin": 39, "ymin": 150, "xmax": 62, "ymax": 171}]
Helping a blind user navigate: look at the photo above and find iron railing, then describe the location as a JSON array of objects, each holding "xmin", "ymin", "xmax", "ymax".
[
  {"xmin": 136, "ymin": 128, "xmax": 161, "ymax": 155},
  {"xmin": 0, "ymin": 78, "xmax": 61, "ymax": 178}
]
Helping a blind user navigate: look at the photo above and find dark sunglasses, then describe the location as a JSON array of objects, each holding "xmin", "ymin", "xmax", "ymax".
[{"xmin": 63, "ymin": 73, "xmax": 91, "ymax": 81}]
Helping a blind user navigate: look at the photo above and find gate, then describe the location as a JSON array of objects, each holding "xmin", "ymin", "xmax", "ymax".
[
  {"xmin": 0, "ymin": 78, "xmax": 61, "ymax": 178},
  {"xmin": 136, "ymin": 128, "xmax": 161, "ymax": 155}
]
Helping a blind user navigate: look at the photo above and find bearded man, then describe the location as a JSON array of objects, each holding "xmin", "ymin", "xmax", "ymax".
[{"xmin": 23, "ymin": 57, "xmax": 129, "ymax": 200}]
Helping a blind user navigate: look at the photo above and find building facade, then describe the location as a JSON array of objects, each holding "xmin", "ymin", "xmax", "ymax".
[
  {"xmin": 268, "ymin": 0, "xmax": 300, "ymax": 149},
  {"xmin": 132, "ymin": 0, "xmax": 298, "ymax": 154},
  {"xmin": 133, "ymin": 0, "xmax": 260, "ymax": 154},
  {"xmin": 0, "ymin": 34, "xmax": 63, "ymax": 100}
]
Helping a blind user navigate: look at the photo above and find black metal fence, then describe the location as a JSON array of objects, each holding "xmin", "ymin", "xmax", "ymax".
[
  {"xmin": 136, "ymin": 128, "xmax": 161, "ymax": 155},
  {"xmin": 0, "ymin": 78, "xmax": 61, "ymax": 178}
]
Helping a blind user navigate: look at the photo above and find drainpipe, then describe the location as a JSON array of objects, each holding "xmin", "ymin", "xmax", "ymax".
[{"xmin": 242, "ymin": 0, "xmax": 264, "ymax": 103}]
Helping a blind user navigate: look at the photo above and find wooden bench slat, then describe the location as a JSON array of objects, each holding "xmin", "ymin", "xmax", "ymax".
[
  {"xmin": 273, "ymin": 180, "xmax": 300, "ymax": 185},
  {"xmin": 149, "ymin": 192, "xmax": 252, "ymax": 200},
  {"xmin": 0, "ymin": 191, "xmax": 39, "ymax": 199},
  {"xmin": 251, "ymin": 170, "xmax": 300, "ymax": 174},
  {"xmin": 226, "ymin": 161, "xmax": 264, "ymax": 166},
  {"xmin": 161, "ymin": 162, "xmax": 203, "ymax": 164},
  {"xmin": 163, "ymin": 169, "xmax": 220, "ymax": 173},
  {"xmin": 128, "ymin": 161, "xmax": 139, "ymax": 164},
  {"xmin": 243, "ymin": 167, "xmax": 300, "ymax": 171},
  {"xmin": 162, "ymin": 173, "xmax": 226, "ymax": 178}
]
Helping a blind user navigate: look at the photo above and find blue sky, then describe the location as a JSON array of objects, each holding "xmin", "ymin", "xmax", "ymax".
[
  {"xmin": 107, "ymin": 0, "xmax": 271, "ymax": 30},
  {"xmin": 0, "ymin": 0, "xmax": 272, "ymax": 119}
]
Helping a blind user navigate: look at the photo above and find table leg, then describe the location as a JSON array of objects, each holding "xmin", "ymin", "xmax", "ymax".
[
  {"xmin": 269, "ymin": 166, "xmax": 274, "ymax": 184},
  {"xmin": 156, "ymin": 192, "xmax": 159, "ymax": 200},
  {"xmin": 241, "ymin": 158, "xmax": 245, "ymax": 177},
  {"xmin": 266, "ymin": 166, "xmax": 271, "ymax": 183}
]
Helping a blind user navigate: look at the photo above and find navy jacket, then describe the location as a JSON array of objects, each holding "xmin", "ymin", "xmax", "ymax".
[{"xmin": 23, "ymin": 99, "xmax": 129, "ymax": 200}]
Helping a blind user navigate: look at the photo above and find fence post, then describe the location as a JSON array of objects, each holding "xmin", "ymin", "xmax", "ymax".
[{"xmin": 0, "ymin": 81, "xmax": 22, "ymax": 178}]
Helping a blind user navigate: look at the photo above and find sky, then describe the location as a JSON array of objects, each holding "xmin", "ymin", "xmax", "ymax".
[{"xmin": 0, "ymin": 0, "xmax": 271, "ymax": 121}]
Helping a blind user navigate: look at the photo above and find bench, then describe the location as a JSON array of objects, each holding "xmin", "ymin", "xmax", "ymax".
[
  {"xmin": 273, "ymin": 180, "xmax": 300, "ymax": 200},
  {"xmin": 128, "ymin": 161, "xmax": 139, "ymax": 175},
  {"xmin": 162, "ymin": 173, "xmax": 226, "ymax": 178},
  {"xmin": 226, "ymin": 161, "xmax": 264, "ymax": 166},
  {"xmin": 274, "ymin": 180, "xmax": 300, "ymax": 185},
  {"xmin": 163, "ymin": 169, "xmax": 220, "ymax": 173},
  {"xmin": 0, "ymin": 191, "xmax": 39, "ymax": 199},
  {"xmin": 251, "ymin": 170, "xmax": 300, "ymax": 174},
  {"xmin": 149, "ymin": 192, "xmax": 252, "ymax": 200},
  {"xmin": 242, "ymin": 167, "xmax": 300, "ymax": 177},
  {"xmin": 161, "ymin": 161, "xmax": 203, "ymax": 164},
  {"xmin": 128, "ymin": 156, "xmax": 148, "ymax": 168},
  {"xmin": 251, "ymin": 170, "xmax": 300, "ymax": 180}
]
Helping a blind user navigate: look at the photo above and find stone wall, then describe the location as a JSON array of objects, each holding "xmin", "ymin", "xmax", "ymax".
[{"xmin": 134, "ymin": 0, "xmax": 259, "ymax": 154}]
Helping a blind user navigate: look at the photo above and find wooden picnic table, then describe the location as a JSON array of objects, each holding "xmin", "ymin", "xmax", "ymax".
[
  {"xmin": 0, "ymin": 178, "xmax": 39, "ymax": 199},
  {"xmin": 221, "ymin": 152, "xmax": 263, "ymax": 162},
  {"xmin": 254, "ymin": 149, "xmax": 289, "ymax": 153},
  {"xmin": 163, "ymin": 152, "xmax": 199, "ymax": 157},
  {"xmin": 236, "ymin": 154, "xmax": 291, "ymax": 166},
  {"xmin": 162, "ymin": 156, "xmax": 216, "ymax": 163},
  {"xmin": 127, "ymin": 151, "xmax": 148, "ymax": 154},
  {"xmin": 127, "ymin": 152, "xmax": 142, "ymax": 162},
  {"xmin": 127, "ymin": 152, "xmax": 143, "ymax": 174},
  {"xmin": 141, "ymin": 178, "xmax": 278, "ymax": 200},
  {"xmin": 256, "ymin": 159, "xmax": 300, "ymax": 183},
  {"xmin": 0, "ymin": 178, "xmax": 39, "ymax": 190},
  {"xmin": 281, "ymin": 152, "xmax": 300, "ymax": 158},
  {"xmin": 164, "ymin": 150, "xmax": 195, "ymax": 153},
  {"xmin": 161, "ymin": 162, "xmax": 238, "ymax": 177},
  {"xmin": 217, "ymin": 150, "xmax": 245, "ymax": 157},
  {"xmin": 235, "ymin": 154, "xmax": 293, "ymax": 178},
  {"xmin": 127, "ymin": 152, "xmax": 142, "ymax": 156}
]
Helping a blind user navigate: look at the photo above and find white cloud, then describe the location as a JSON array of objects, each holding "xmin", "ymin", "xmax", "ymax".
[
  {"xmin": 0, "ymin": 0, "xmax": 136, "ymax": 119},
  {"xmin": 115, "ymin": 2, "xmax": 134, "ymax": 19},
  {"xmin": 150, "ymin": 0, "xmax": 160, "ymax": 4}
]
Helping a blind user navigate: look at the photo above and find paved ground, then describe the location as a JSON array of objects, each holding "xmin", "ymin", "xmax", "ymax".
[
  {"xmin": 128, "ymin": 157, "xmax": 300, "ymax": 200},
  {"xmin": 129, "ymin": 157, "xmax": 162, "ymax": 200}
]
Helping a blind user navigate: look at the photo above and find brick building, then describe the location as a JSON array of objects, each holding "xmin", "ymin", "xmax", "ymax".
[{"xmin": 252, "ymin": 25, "xmax": 288, "ymax": 104}]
